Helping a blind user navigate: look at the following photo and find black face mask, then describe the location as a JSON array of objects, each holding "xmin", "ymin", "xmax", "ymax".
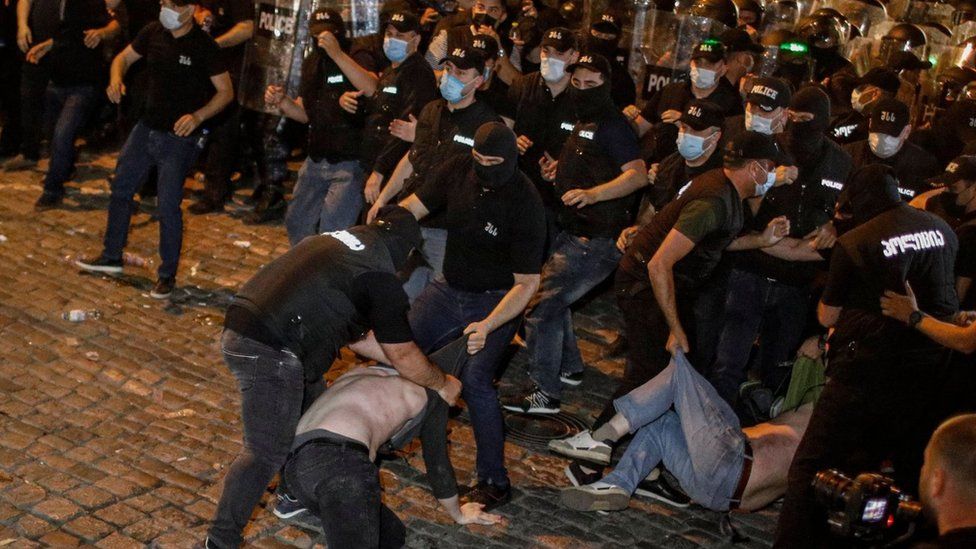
[
  {"xmin": 939, "ymin": 189, "xmax": 969, "ymax": 219},
  {"xmin": 569, "ymin": 82, "xmax": 613, "ymax": 121},
  {"xmin": 472, "ymin": 12, "xmax": 497, "ymax": 28},
  {"xmin": 788, "ymin": 120, "xmax": 825, "ymax": 164},
  {"xmin": 473, "ymin": 161, "xmax": 516, "ymax": 189}
]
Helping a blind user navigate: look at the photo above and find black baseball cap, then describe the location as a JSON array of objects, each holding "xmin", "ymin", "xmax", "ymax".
[
  {"xmin": 540, "ymin": 27, "xmax": 578, "ymax": 52},
  {"xmin": 888, "ymin": 50, "xmax": 933, "ymax": 71},
  {"xmin": 471, "ymin": 33, "xmax": 499, "ymax": 60},
  {"xmin": 724, "ymin": 130, "xmax": 781, "ymax": 163},
  {"xmin": 721, "ymin": 28, "xmax": 764, "ymax": 54},
  {"xmin": 948, "ymin": 99, "xmax": 976, "ymax": 142},
  {"xmin": 680, "ymin": 100, "xmax": 724, "ymax": 131},
  {"xmin": 928, "ymin": 155, "xmax": 976, "ymax": 186},
  {"xmin": 309, "ymin": 8, "xmax": 344, "ymax": 37},
  {"xmin": 869, "ymin": 97, "xmax": 910, "ymax": 136},
  {"xmin": 746, "ymin": 77, "xmax": 792, "ymax": 112},
  {"xmin": 387, "ymin": 10, "xmax": 421, "ymax": 33},
  {"xmin": 856, "ymin": 68, "xmax": 901, "ymax": 95},
  {"xmin": 440, "ymin": 45, "xmax": 487, "ymax": 73},
  {"xmin": 567, "ymin": 53, "xmax": 612, "ymax": 79},
  {"xmin": 591, "ymin": 12, "xmax": 622, "ymax": 35},
  {"xmin": 691, "ymin": 38, "xmax": 727, "ymax": 63}
]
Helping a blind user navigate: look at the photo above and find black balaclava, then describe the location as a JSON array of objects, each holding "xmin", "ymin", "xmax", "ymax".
[
  {"xmin": 371, "ymin": 205, "xmax": 422, "ymax": 270},
  {"xmin": 569, "ymin": 81, "xmax": 614, "ymax": 121},
  {"xmin": 834, "ymin": 164, "xmax": 902, "ymax": 234},
  {"xmin": 788, "ymin": 85, "xmax": 831, "ymax": 166},
  {"xmin": 473, "ymin": 122, "xmax": 519, "ymax": 189}
]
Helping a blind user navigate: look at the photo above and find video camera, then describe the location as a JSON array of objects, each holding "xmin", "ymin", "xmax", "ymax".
[{"xmin": 813, "ymin": 469, "xmax": 923, "ymax": 546}]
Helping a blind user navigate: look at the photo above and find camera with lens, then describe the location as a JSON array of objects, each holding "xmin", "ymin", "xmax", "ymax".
[{"xmin": 813, "ymin": 469, "xmax": 923, "ymax": 545}]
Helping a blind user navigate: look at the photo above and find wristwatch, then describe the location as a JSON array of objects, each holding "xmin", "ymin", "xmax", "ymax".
[{"xmin": 908, "ymin": 310, "xmax": 925, "ymax": 329}]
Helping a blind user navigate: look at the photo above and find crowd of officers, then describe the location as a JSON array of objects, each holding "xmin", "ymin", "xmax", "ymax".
[{"xmin": 3, "ymin": 0, "xmax": 976, "ymax": 546}]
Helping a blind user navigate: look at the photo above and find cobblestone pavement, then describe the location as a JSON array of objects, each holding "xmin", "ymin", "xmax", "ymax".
[{"xmin": 0, "ymin": 149, "xmax": 779, "ymax": 548}]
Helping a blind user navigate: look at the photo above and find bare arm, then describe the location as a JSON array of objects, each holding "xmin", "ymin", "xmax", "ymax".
[
  {"xmin": 561, "ymin": 161, "xmax": 648, "ymax": 209},
  {"xmin": 16, "ymin": 0, "xmax": 32, "ymax": 52},
  {"xmin": 957, "ymin": 276, "xmax": 972, "ymax": 304},
  {"xmin": 368, "ymin": 152, "xmax": 413, "ymax": 221},
  {"xmin": 463, "ymin": 273, "xmax": 540, "ymax": 354},
  {"xmin": 399, "ymin": 193, "xmax": 430, "ymax": 220},
  {"xmin": 761, "ymin": 237, "xmax": 826, "ymax": 261},
  {"xmin": 318, "ymin": 32, "xmax": 379, "ymax": 95},
  {"xmin": 727, "ymin": 216, "xmax": 789, "ymax": 251},
  {"xmin": 195, "ymin": 72, "xmax": 234, "ymax": 122},
  {"xmin": 277, "ymin": 96, "xmax": 309, "ymax": 124},
  {"xmin": 881, "ymin": 283, "xmax": 976, "ymax": 353},
  {"xmin": 348, "ymin": 333, "xmax": 460, "ymax": 404},
  {"xmin": 214, "ymin": 20, "xmax": 254, "ymax": 49},
  {"xmin": 106, "ymin": 45, "xmax": 142, "ymax": 102},
  {"xmin": 817, "ymin": 301, "xmax": 841, "ymax": 328},
  {"xmin": 648, "ymin": 229, "xmax": 696, "ymax": 352}
]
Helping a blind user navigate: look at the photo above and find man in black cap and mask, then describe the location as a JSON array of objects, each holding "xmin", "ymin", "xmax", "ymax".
[
  {"xmin": 708, "ymin": 85, "xmax": 851, "ymax": 408},
  {"xmin": 828, "ymin": 67, "xmax": 900, "ymax": 146},
  {"xmin": 203, "ymin": 206, "xmax": 463, "ymax": 549},
  {"xmin": 774, "ymin": 164, "xmax": 959, "ymax": 549},
  {"xmin": 584, "ymin": 11, "xmax": 635, "ymax": 108},
  {"xmin": 844, "ymin": 97, "xmax": 940, "ymax": 201},
  {"xmin": 399, "ymin": 122, "xmax": 547, "ymax": 510},
  {"xmin": 503, "ymin": 54, "xmax": 646, "ymax": 415}
]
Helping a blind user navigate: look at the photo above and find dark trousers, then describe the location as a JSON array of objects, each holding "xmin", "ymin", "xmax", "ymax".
[
  {"xmin": 284, "ymin": 438, "xmax": 406, "ymax": 549},
  {"xmin": 409, "ymin": 279, "xmax": 518, "ymax": 486},
  {"xmin": 708, "ymin": 269, "xmax": 810, "ymax": 405},
  {"xmin": 207, "ymin": 329, "xmax": 325, "ymax": 549},
  {"xmin": 202, "ymin": 104, "xmax": 241, "ymax": 203},
  {"xmin": 42, "ymin": 84, "xmax": 96, "ymax": 197},
  {"xmin": 595, "ymin": 271, "xmax": 696, "ymax": 428},
  {"xmin": 102, "ymin": 122, "xmax": 201, "ymax": 279},
  {"xmin": 0, "ymin": 45, "xmax": 22, "ymax": 155},
  {"xmin": 19, "ymin": 61, "xmax": 49, "ymax": 160},
  {"xmin": 773, "ymin": 340, "xmax": 951, "ymax": 548}
]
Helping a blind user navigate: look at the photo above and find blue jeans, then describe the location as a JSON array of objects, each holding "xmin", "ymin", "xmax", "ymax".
[
  {"xmin": 709, "ymin": 269, "xmax": 810, "ymax": 405},
  {"xmin": 284, "ymin": 157, "xmax": 365, "ymax": 246},
  {"xmin": 42, "ymin": 84, "xmax": 96, "ymax": 197},
  {"xmin": 525, "ymin": 232, "xmax": 622, "ymax": 399},
  {"xmin": 403, "ymin": 227, "xmax": 448, "ymax": 301},
  {"xmin": 102, "ymin": 122, "xmax": 202, "ymax": 279},
  {"xmin": 409, "ymin": 279, "xmax": 518, "ymax": 486},
  {"xmin": 602, "ymin": 352, "xmax": 747, "ymax": 511}
]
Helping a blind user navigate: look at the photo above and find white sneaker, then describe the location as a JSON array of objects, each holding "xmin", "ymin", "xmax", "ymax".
[
  {"xmin": 547, "ymin": 430, "xmax": 612, "ymax": 465},
  {"xmin": 560, "ymin": 481, "xmax": 630, "ymax": 511}
]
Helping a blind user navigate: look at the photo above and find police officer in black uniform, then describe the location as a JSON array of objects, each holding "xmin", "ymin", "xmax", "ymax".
[
  {"xmin": 774, "ymin": 164, "xmax": 959, "ymax": 549},
  {"xmin": 827, "ymin": 67, "xmax": 900, "ymax": 146},
  {"xmin": 583, "ymin": 10, "xmax": 636, "ymax": 108},
  {"xmin": 369, "ymin": 43, "xmax": 502, "ymax": 298},
  {"xmin": 844, "ymin": 97, "xmax": 941, "ymax": 201},
  {"xmin": 204, "ymin": 206, "xmax": 462, "ymax": 549},
  {"xmin": 627, "ymin": 38, "xmax": 743, "ymax": 163},
  {"xmin": 709, "ymin": 86, "xmax": 852, "ymax": 407},
  {"xmin": 470, "ymin": 32, "xmax": 514, "ymax": 122},
  {"xmin": 508, "ymin": 27, "xmax": 579, "ymax": 245}
]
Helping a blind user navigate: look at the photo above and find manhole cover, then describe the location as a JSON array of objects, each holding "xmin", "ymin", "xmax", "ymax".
[{"xmin": 504, "ymin": 411, "xmax": 590, "ymax": 452}]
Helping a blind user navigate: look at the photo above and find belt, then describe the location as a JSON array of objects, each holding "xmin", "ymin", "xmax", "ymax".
[
  {"xmin": 728, "ymin": 438, "xmax": 754, "ymax": 511},
  {"xmin": 291, "ymin": 432, "xmax": 370, "ymax": 458}
]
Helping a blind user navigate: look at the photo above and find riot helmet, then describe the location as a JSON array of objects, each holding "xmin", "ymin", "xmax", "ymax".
[{"xmin": 690, "ymin": 0, "xmax": 740, "ymax": 29}]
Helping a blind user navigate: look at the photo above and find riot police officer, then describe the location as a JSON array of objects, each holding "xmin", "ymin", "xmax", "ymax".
[
  {"xmin": 584, "ymin": 10, "xmax": 636, "ymax": 108},
  {"xmin": 843, "ymin": 97, "xmax": 941, "ymax": 201},
  {"xmin": 774, "ymin": 164, "xmax": 959, "ymax": 549},
  {"xmin": 827, "ymin": 67, "xmax": 900, "ymax": 146}
]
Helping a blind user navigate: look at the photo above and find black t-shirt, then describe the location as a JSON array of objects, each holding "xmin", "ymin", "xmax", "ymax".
[
  {"xmin": 347, "ymin": 271, "xmax": 414, "ymax": 344},
  {"xmin": 28, "ymin": 0, "xmax": 60, "ymax": 43},
  {"xmin": 47, "ymin": 0, "xmax": 112, "ymax": 87},
  {"xmin": 640, "ymin": 78, "xmax": 743, "ymax": 162},
  {"xmin": 508, "ymin": 72, "xmax": 576, "ymax": 199},
  {"xmin": 609, "ymin": 57, "xmax": 636, "ymax": 109},
  {"xmin": 476, "ymin": 76, "xmax": 514, "ymax": 121},
  {"xmin": 843, "ymin": 139, "xmax": 941, "ymax": 201},
  {"xmin": 121, "ymin": 0, "xmax": 159, "ymax": 38},
  {"xmin": 197, "ymin": 0, "xmax": 251, "ymax": 79},
  {"xmin": 416, "ymin": 157, "xmax": 547, "ymax": 292},
  {"xmin": 828, "ymin": 110, "xmax": 867, "ymax": 145},
  {"xmin": 363, "ymin": 52, "xmax": 438, "ymax": 178},
  {"xmin": 298, "ymin": 49, "xmax": 372, "ymax": 162},
  {"xmin": 132, "ymin": 23, "xmax": 225, "ymax": 132}
]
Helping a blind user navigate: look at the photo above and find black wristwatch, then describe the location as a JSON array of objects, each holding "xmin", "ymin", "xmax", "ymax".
[{"xmin": 908, "ymin": 310, "xmax": 925, "ymax": 329}]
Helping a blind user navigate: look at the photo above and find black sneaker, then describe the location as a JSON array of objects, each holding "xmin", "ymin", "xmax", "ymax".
[
  {"xmin": 560, "ymin": 371, "xmax": 584, "ymax": 386},
  {"xmin": 564, "ymin": 461, "xmax": 604, "ymax": 487},
  {"xmin": 272, "ymin": 492, "xmax": 310, "ymax": 520},
  {"xmin": 34, "ymin": 193, "xmax": 64, "ymax": 211},
  {"xmin": 634, "ymin": 469, "xmax": 691, "ymax": 508},
  {"xmin": 75, "ymin": 255, "xmax": 123, "ymax": 275},
  {"xmin": 501, "ymin": 388, "xmax": 560, "ymax": 414},
  {"xmin": 150, "ymin": 277, "xmax": 175, "ymax": 299},
  {"xmin": 462, "ymin": 480, "xmax": 511, "ymax": 512},
  {"xmin": 188, "ymin": 198, "xmax": 224, "ymax": 215}
]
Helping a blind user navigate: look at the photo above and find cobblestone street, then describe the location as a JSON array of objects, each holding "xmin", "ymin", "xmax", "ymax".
[{"xmin": 0, "ymin": 150, "xmax": 779, "ymax": 548}]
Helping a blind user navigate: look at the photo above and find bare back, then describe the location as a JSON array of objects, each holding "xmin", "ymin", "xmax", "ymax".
[
  {"xmin": 739, "ymin": 403, "xmax": 814, "ymax": 511},
  {"xmin": 296, "ymin": 367, "xmax": 429, "ymax": 460}
]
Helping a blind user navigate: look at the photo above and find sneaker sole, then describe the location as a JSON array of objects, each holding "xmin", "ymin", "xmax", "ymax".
[
  {"xmin": 560, "ymin": 377, "xmax": 583, "ymax": 386},
  {"xmin": 273, "ymin": 507, "xmax": 310, "ymax": 520},
  {"xmin": 547, "ymin": 442, "xmax": 611, "ymax": 465},
  {"xmin": 75, "ymin": 261, "xmax": 123, "ymax": 275},
  {"xmin": 633, "ymin": 487, "xmax": 691, "ymax": 508},
  {"xmin": 149, "ymin": 291, "xmax": 173, "ymax": 300},
  {"xmin": 501, "ymin": 404, "xmax": 561, "ymax": 415},
  {"xmin": 560, "ymin": 487, "xmax": 629, "ymax": 512}
]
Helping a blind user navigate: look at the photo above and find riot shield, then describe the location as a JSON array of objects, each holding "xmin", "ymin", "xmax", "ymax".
[
  {"xmin": 810, "ymin": 0, "xmax": 887, "ymax": 38},
  {"xmin": 954, "ymin": 21, "xmax": 976, "ymax": 43},
  {"xmin": 919, "ymin": 43, "xmax": 973, "ymax": 125},
  {"xmin": 760, "ymin": 0, "xmax": 802, "ymax": 35},
  {"xmin": 239, "ymin": 0, "xmax": 310, "ymax": 113},
  {"xmin": 637, "ymin": 10, "xmax": 729, "ymax": 99}
]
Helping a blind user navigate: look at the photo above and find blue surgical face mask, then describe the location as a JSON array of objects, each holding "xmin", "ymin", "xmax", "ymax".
[
  {"xmin": 540, "ymin": 56, "xmax": 566, "ymax": 83},
  {"xmin": 754, "ymin": 162, "xmax": 776, "ymax": 196},
  {"xmin": 869, "ymin": 131, "xmax": 903, "ymax": 159},
  {"xmin": 745, "ymin": 110, "xmax": 775, "ymax": 135},
  {"xmin": 440, "ymin": 73, "xmax": 470, "ymax": 103},
  {"xmin": 676, "ymin": 131, "xmax": 707, "ymax": 160},
  {"xmin": 383, "ymin": 36, "xmax": 409, "ymax": 63},
  {"xmin": 159, "ymin": 6, "xmax": 189, "ymax": 30},
  {"xmin": 690, "ymin": 66, "xmax": 717, "ymax": 89}
]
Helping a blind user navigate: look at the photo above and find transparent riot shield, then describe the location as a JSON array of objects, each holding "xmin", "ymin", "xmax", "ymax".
[
  {"xmin": 898, "ymin": 2, "xmax": 954, "ymax": 30},
  {"xmin": 637, "ymin": 10, "xmax": 729, "ymax": 99},
  {"xmin": 954, "ymin": 21, "xmax": 976, "ymax": 44},
  {"xmin": 919, "ymin": 43, "xmax": 971, "ymax": 125},
  {"xmin": 760, "ymin": 0, "xmax": 802, "ymax": 35},
  {"xmin": 239, "ymin": 0, "xmax": 310, "ymax": 113}
]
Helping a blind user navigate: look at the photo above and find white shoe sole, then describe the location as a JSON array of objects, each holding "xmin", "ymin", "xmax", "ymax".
[
  {"xmin": 548, "ymin": 441, "xmax": 611, "ymax": 465},
  {"xmin": 501, "ymin": 404, "xmax": 561, "ymax": 414},
  {"xmin": 149, "ymin": 290, "xmax": 173, "ymax": 300},
  {"xmin": 273, "ymin": 506, "xmax": 310, "ymax": 519},
  {"xmin": 75, "ymin": 260, "xmax": 122, "ymax": 275},
  {"xmin": 560, "ymin": 376, "xmax": 583, "ymax": 386},
  {"xmin": 560, "ymin": 487, "xmax": 629, "ymax": 512}
]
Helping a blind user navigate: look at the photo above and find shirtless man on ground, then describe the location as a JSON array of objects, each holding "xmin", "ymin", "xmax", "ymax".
[
  {"xmin": 556, "ymin": 351, "xmax": 813, "ymax": 512},
  {"xmin": 281, "ymin": 341, "xmax": 502, "ymax": 548}
]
